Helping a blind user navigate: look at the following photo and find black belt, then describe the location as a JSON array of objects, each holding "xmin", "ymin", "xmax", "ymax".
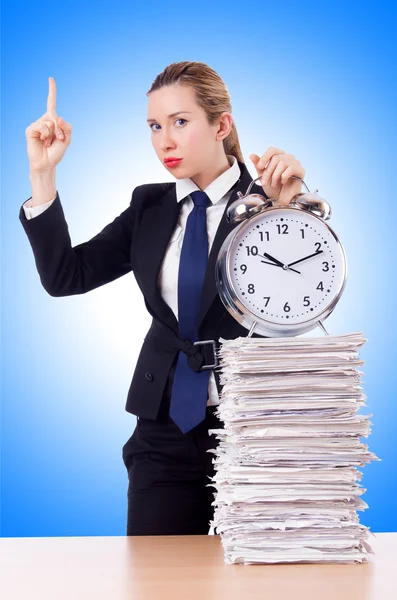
[{"xmin": 146, "ymin": 320, "xmax": 220, "ymax": 373}]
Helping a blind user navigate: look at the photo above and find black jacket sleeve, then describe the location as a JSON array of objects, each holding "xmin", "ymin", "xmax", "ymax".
[{"xmin": 19, "ymin": 187, "xmax": 139, "ymax": 297}]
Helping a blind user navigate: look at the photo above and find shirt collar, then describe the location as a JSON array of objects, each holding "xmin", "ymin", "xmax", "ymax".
[{"xmin": 175, "ymin": 154, "xmax": 240, "ymax": 204}]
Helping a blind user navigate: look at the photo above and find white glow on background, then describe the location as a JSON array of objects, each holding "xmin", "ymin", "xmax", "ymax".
[{"xmin": 3, "ymin": 0, "xmax": 396, "ymax": 536}]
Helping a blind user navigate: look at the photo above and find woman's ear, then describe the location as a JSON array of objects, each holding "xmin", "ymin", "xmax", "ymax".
[{"xmin": 215, "ymin": 112, "xmax": 233, "ymax": 141}]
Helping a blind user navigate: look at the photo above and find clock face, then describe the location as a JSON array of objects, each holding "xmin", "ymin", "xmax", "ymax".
[{"xmin": 226, "ymin": 206, "xmax": 347, "ymax": 327}]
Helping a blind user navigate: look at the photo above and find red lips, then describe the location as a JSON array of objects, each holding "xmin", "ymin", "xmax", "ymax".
[
  {"xmin": 164, "ymin": 157, "xmax": 182, "ymax": 164},
  {"xmin": 164, "ymin": 158, "xmax": 183, "ymax": 168}
]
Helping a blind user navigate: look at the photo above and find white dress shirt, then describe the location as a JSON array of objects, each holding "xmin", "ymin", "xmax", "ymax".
[{"xmin": 23, "ymin": 154, "xmax": 241, "ymax": 405}]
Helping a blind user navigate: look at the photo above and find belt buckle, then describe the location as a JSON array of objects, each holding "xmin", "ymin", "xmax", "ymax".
[{"xmin": 193, "ymin": 339, "xmax": 219, "ymax": 370}]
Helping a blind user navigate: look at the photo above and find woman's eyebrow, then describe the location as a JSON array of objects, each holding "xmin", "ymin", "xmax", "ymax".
[{"xmin": 147, "ymin": 111, "xmax": 193, "ymax": 123}]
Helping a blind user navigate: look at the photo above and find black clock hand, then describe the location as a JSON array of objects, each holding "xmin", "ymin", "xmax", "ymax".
[
  {"xmin": 259, "ymin": 254, "xmax": 301, "ymax": 275},
  {"xmin": 262, "ymin": 252, "xmax": 285, "ymax": 267},
  {"xmin": 287, "ymin": 250, "xmax": 323, "ymax": 268}
]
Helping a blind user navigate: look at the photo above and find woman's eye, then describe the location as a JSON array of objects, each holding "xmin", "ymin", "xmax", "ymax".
[{"xmin": 149, "ymin": 118, "xmax": 187, "ymax": 131}]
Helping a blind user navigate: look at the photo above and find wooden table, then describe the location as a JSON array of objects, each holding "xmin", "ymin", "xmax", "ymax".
[{"xmin": 0, "ymin": 532, "xmax": 395, "ymax": 599}]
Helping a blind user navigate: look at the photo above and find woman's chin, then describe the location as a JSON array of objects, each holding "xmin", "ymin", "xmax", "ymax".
[{"xmin": 167, "ymin": 166, "xmax": 188, "ymax": 178}]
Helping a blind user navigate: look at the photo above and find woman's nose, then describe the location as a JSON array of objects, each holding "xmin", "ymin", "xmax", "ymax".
[{"xmin": 159, "ymin": 132, "xmax": 176, "ymax": 150}]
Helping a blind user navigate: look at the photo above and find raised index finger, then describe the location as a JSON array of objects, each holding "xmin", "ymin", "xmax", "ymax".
[{"xmin": 47, "ymin": 77, "xmax": 57, "ymax": 113}]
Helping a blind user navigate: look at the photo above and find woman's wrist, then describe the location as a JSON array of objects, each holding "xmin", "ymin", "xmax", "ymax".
[{"xmin": 29, "ymin": 168, "xmax": 57, "ymax": 206}]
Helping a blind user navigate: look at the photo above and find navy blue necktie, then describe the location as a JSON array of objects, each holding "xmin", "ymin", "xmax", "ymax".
[{"xmin": 169, "ymin": 190, "xmax": 212, "ymax": 434}]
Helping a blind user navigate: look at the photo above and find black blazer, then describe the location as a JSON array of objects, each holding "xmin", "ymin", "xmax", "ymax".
[{"xmin": 19, "ymin": 160, "xmax": 267, "ymax": 419}]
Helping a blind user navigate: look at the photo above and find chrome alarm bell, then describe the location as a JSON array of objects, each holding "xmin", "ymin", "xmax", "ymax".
[
  {"xmin": 291, "ymin": 189, "xmax": 332, "ymax": 220},
  {"xmin": 226, "ymin": 193, "xmax": 270, "ymax": 224}
]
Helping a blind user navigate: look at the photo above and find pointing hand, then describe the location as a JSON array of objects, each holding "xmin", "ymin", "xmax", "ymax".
[{"xmin": 25, "ymin": 77, "xmax": 72, "ymax": 172}]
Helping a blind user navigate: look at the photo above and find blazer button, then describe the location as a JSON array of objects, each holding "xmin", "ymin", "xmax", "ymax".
[{"xmin": 145, "ymin": 372, "xmax": 154, "ymax": 382}]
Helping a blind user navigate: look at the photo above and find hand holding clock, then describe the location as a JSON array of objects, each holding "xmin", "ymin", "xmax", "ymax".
[{"xmin": 249, "ymin": 147, "xmax": 305, "ymax": 206}]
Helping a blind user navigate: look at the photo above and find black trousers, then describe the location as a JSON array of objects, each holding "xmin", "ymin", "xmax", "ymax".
[{"xmin": 122, "ymin": 388, "xmax": 223, "ymax": 536}]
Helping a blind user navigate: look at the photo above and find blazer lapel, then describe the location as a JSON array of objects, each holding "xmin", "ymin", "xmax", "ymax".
[
  {"xmin": 198, "ymin": 160, "xmax": 259, "ymax": 328},
  {"xmin": 140, "ymin": 160, "xmax": 263, "ymax": 336},
  {"xmin": 138, "ymin": 184, "xmax": 181, "ymax": 333}
]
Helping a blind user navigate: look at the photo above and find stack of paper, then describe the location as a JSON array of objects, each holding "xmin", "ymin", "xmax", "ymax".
[{"xmin": 207, "ymin": 332, "xmax": 380, "ymax": 564}]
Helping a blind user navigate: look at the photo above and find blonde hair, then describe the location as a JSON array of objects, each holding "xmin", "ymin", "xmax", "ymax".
[{"xmin": 146, "ymin": 61, "xmax": 244, "ymax": 163}]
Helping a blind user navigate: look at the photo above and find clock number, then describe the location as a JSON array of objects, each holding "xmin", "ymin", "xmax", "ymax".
[
  {"xmin": 246, "ymin": 245, "xmax": 258, "ymax": 256},
  {"xmin": 259, "ymin": 231, "xmax": 270, "ymax": 242},
  {"xmin": 240, "ymin": 264, "xmax": 247, "ymax": 274},
  {"xmin": 322, "ymin": 261, "xmax": 329, "ymax": 272},
  {"xmin": 317, "ymin": 281, "xmax": 324, "ymax": 291},
  {"xmin": 276, "ymin": 224, "xmax": 289, "ymax": 234},
  {"xmin": 283, "ymin": 301, "xmax": 291, "ymax": 312},
  {"xmin": 263, "ymin": 297, "xmax": 270, "ymax": 307},
  {"xmin": 303, "ymin": 296, "xmax": 310, "ymax": 307},
  {"xmin": 248, "ymin": 283, "xmax": 255, "ymax": 294},
  {"xmin": 300, "ymin": 229, "xmax": 305, "ymax": 239},
  {"xmin": 314, "ymin": 242, "xmax": 322, "ymax": 252}
]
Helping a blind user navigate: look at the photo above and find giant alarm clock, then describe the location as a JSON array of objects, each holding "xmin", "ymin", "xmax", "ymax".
[{"xmin": 215, "ymin": 176, "xmax": 347, "ymax": 337}]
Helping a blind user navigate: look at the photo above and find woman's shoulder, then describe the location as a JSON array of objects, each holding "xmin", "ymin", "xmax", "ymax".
[
  {"xmin": 136, "ymin": 181, "xmax": 175, "ymax": 194},
  {"xmin": 130, "ymin": 181, "xmax": 175, "ymax": 209}
]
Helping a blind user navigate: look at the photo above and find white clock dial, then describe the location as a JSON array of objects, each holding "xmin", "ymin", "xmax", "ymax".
[{"xmin": 227, "ymin": 207, "xmax": 346, "ymax": 326}]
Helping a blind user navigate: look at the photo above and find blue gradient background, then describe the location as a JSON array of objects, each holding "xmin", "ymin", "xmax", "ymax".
[{"xmin": 2, "ymin": 0, "xmax": 396, "ymax": 537}]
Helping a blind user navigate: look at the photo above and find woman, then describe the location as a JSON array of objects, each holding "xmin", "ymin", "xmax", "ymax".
[{"xmin": 22, "ymin": 61, "xmax": 305, "ymax": 535}]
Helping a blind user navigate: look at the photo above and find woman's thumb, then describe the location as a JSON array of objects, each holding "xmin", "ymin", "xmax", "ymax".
[{"xmin": 249, "ymin": 153, "xmax": 261, "ymax": 173}]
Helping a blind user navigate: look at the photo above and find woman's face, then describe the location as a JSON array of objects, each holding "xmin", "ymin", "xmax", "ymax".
[{"xmin": 147, "ymin": 84, "xmax": 229, "ymax": 181}]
